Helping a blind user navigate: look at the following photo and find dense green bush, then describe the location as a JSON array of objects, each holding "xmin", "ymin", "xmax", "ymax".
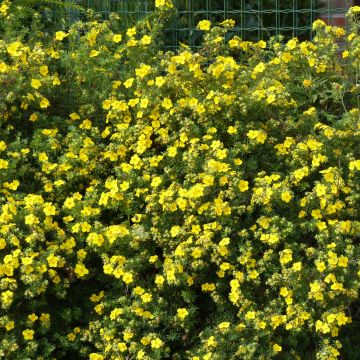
[{"xmin": 0, "ymin": 1, "xmax": 360, "ymax": 359}]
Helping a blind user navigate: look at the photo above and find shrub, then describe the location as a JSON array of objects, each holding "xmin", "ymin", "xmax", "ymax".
[{"xmin": 0, "ymin": 2, "xmax": 360, "ymax": 359}]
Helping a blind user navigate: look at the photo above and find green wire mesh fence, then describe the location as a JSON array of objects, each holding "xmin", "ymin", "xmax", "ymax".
[{"xmin": 48, "ymin": 0, "xmax": 354, "ymax": 49}]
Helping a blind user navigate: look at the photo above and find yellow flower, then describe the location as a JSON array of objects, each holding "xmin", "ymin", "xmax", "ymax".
[
  {"xmin": 113, "ymin": 34, "xmax": 122, "ymax": 43},
  {"xmin": 167, "ymin": 146, "xmax": 177, "ymax": 157},
  {"xmin": 316, "ymin": 261, "xmax": 326, "ymax": 272},
  {"xmin": 122, "ymin": 272, "xmax": 133, "ymax": 284},
  {"xmin": 126, "ymin": 27, "xmax": 136, "ymax": 37},
  {"xmin": 141, "ymin": 292, "xmax": 152, "ymax": 303},
  {"xmin": 124, "ymin": 77, "xmax": 134, "ymax": 88},
  {"xmin": 47, "ymin": 254, "xmax": 60, "ymax": 267},
  {"xmin": 273, "ymin": 344, "xmax": 282, "ymax": 352},
  {"xmin": 140, "ymin": 35, "xmax": 152, "ymax": 45},
  {"xmin": 155, "ymin": 0, "xmax": 166, "ymax": 7},
  {"xmin": 280, "ymin": 287, "xmax": 289, "ymax": 297},
  {"xmin": 39, "ymin": 313, "xmax": 50, "ymax": 322},
  {"xmin": 253, "ymin": 62, "xmax": 266, "ymax": 74},
  {"xmin": 207, "ymin": 336, "xmax": 217, "ymax": 347},
  {"xmin": 0, "ymin": 1, "xmax": 9, "ymax": 15},
  {"xmin": 25, "ymin": 214, "xmax": 40, "ymax": 226},
  {"xmin": 249, "ymin": 270, "xmax": 259, "ymax": 279},
  {"xmin": 5, "ymin": 321, "xmax": 14, "ymax": 331},
  {"xmin": 280, "ymin": 249, "xmax": 293, "ymax": 265},
  {"xmin": 338, "ymin": 256, "xmax": 348, "ymax": 267},
  {"xmin": 55, "ymin": 31, "xmax": 68, "ymax": 41},
  {"xmin": 29, "ymin": 113, "xmax": 38, "ymax": 122},
  {"xmin": 28, "ymin": 313, "xmax": 38, "ymax": 322},
  {"xmin": 38, "ymin": 152, "xmax": 48, "ymax": 162},
  {"xmin": 135, "ymin": 64, "xmax": 151, "ymax": 78},
  {"xmin": 281, "ymin": 191, "xmax": 292, "ymax": 203},
  {"xmin": 31, "ymin": 79, "xmax": 42, "ymax": 89},
  {"xmin": 177, "ymin": 308, "xmax": 189, "ymax": 319},
  {"xmin": 0, "ymin": 61, "xmax": 8, "ymax": 73},
  {"xmin": 247, "ymin": 129, "xmax": 267, "ymax": 143},
  {"xmin": 0, "ymin": 159, "xmax": 8, "ymax": 169},
  {"xmin": 238, "ymin": 180, "xmax": 249, "ymax": 192},
  {"xmin": 311, "ymin": 209, "xmax": 322, "ymax": 219},
  {"xmin": 245, "ymin": 311, "xmax": 256, "ymax": 320},
  {"xmin": 336, "ymin": 312, "xmax": 350, "ymax": 326},
  {"xmin": 39, "ymin": 65, "xmax": 49, "ymax": 76},
  {"xmin": 198, "ymin": 20, "xmax": 211, "ymax": 31},
  {"xmin": 348, "ymin": 6, "xmax": 360, "ymax": 14},
  {"xmin": 74, "ymin": 263, "xmax": 89, "ymax": 277},
  {"xmin": 151, "ymin": 338, "xmax": 164, "ymax": 349},
  {"xmin": 39, "ymin": 97, "xmax": 50, "ymax": 109},
  {"xmin": 90, "ymin": 50, "xmax": 100, "ymax": 58},
  {"xmin": 155, "ymin": 76, "xmax": 166, "ymax": 87},
  {"xmin": 162, "ymin": 97, "xmax": 173, "ymax": 109},
  {"xmin": 77, "ymin": 249, "xmax": 87, "ymax": 259},
  {"xmin": 67, "ymin": 333, "xmax": 76, "ymax": 341},
  {"xmin": 120, "ymin": 181, "xmax": 130, "ymax": 191},
  {"xmin": 312, "ymin": 19, "xmax": 326, "ymax": 29},
  {"xmin": 151, "ymin": 176, "xmax": 162, "ymax": 188},
  {"xmin": 1, "ymin": 290, "xmax": 13, "ymax": 305},
  {"xmin": 218, "ymin": 322, "xmax": 230, "ymax": 330},
  {"xmin": 137, "ymin": 350, "xmax": 145, "ymax": 359},
  {"xmin": 155, "ymin": 275, "xmax": 164, "ymax": 286},
  {"xmin": 118, "ymin": 342, "xmax": 127, "ymax": 352},
  {"xmin": 22, "ymin": 329, "xmax": 35, "ymax": 341},
  {"xmin": 191, "ymin": 247, "xmax": 202, "ymax": 258},
  {"xmin": 64, "ymin": 197, "xmax": 76, "ymax": 209},
  {"xmin": 89, "ymin": 354, "xmax": 104, "ymax": 360},
  {"xmin": 87, "ymin": 28, "xmax": 99, "ymax": 46},
  {"xmin": 202, "ymin": 283, "xmax": 216, "ymax": 291},
  {"xmin": 170, "ymin": 225, "xmax": 181, "ymax": 237},
  {"xmin": 349, "ymin": 159, "xmax": 360, "ymax": 171},
  {"xmin": 3, "ymin": 180, "xmax": 20, "ymax": 191},
  {"xmin": 303, "ymin": 79, "xmax": 312, "ymax": 87},
  {"xmin": 52, "ymin": 75, "xmax": 61, "ymax": 85}
]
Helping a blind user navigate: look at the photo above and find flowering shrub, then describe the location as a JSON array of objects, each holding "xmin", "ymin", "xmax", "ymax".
[{"xmin": 0, "ymin": 2, "xmax": 360, "ymax": 359}]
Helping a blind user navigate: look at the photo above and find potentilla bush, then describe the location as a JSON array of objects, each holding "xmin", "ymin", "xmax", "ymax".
[{"xmin": 0, "ymin": 1, "xmax": 360, "ymax": 359}]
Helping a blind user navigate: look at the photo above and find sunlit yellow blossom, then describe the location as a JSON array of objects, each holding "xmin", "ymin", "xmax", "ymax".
[
  {"xmin": 55, "ymin": 31, "xmax": 68, "ymax": 41},
  {"xmin": 198, "ymin": 20, "xmax": 211, "ymax": 31},
  {"xmin": 5, "ymin": 321, "xmax": 14, "ymax": 331},
  {"xmin": 113, "ymin": 34, "xmax": 122, "ymax": 43},
  {"xmin": 89, "ymin": 354, "xmax": 104, "ymax": 360},
  {"xmin": 22, "ymin": 329, "xmax": 35, "ymax": 341},
  {"xmin": 151, "ymin": 338, "xmax": 164, "ymax": 349},
  {"xmin": 126, "ymin": 27, "xmax": 136, "ymax": 37},
  {"xmin": 140, "ymin": 35, "xmax": 152, "ymax": 45},
  {"xmin": 89, "ymin": 50, "xmax": 100, "ymax": 57},
  {"xmin": 31, "ymin": 79, "xmax": 42, "ymax": 89},
  {"xmin": 39, "ymin": 97, "xmax": 50, "ymax": 108},
  {"xmin": 238, "ymin": 180, "xmax": 249, "ymax": 192},
  {"xmin": 177, "ymin": 308, "xmax": 189, "ymax": 319},
  {"xmin": 74, "ymin": 263, "xmax": 89, "ymax": 277},
  {"xmin": 281, "ymin": 191, "xmax": 292, "ymax": 203}
]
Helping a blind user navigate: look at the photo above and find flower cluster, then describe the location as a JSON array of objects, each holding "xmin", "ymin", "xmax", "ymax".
[{"xmin": 0, "ymin": 3, "xmax": 360, "ymax": 359}]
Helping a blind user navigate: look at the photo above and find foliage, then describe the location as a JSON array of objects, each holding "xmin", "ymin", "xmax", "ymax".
[
  {"xmin": 70, "ymin": 0, "xmax": 336, "ymax": 47},
  {"xmin": 0, "ymin": 1, "xmax": 360, "ymax": 359},
  {"xmin": 0, "ymin": 0, "xmax": 337, "ymax": 47},
  {"xmin": 0, "ymin": 0, "xmax": 83, "ymax": 39}
]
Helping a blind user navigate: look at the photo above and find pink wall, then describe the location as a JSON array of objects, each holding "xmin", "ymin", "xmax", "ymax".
[{"xmin": 319, "ymin": 0, "xmax": 354, "ymax": 27}]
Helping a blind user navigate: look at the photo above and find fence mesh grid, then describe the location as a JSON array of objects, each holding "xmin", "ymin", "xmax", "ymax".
[{"xmin": 50, "ymin": 0, "xmax": 353, "ymax": 49}]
